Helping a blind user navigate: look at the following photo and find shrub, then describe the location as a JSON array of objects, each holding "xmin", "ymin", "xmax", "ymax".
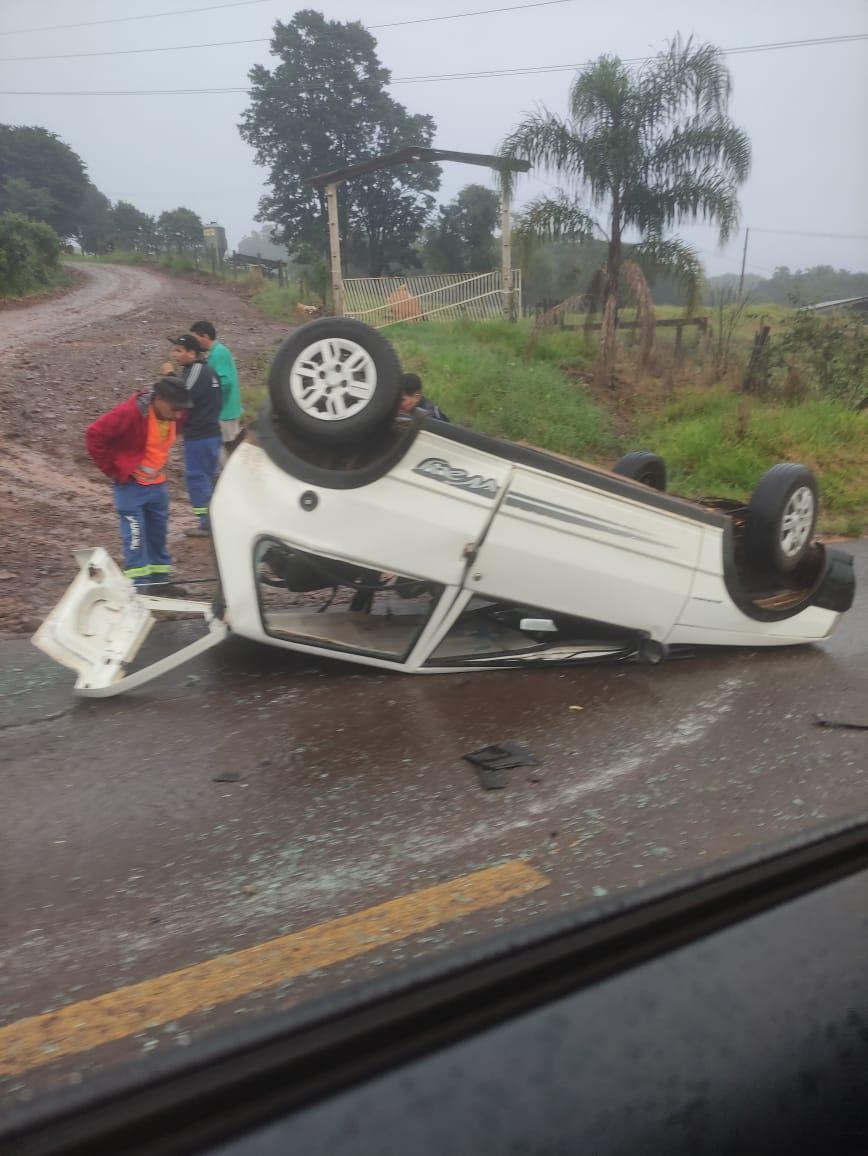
[
  {"xmin": 0, "ymin": 212, "xmax": 62, "ymax": 297},
  {"xmin": 765, "ymin": 309, "xmax": 868, "ymax": 404}
]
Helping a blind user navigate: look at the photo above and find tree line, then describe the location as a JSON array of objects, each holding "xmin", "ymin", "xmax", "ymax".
[{"xmin": 0, "ymin": 124, "xmax": 209, "ymax": 256}]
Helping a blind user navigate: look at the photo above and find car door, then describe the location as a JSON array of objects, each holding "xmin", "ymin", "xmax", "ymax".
[{"xmin": 468, "ymin": 464, "xmax": 706, "ymax": 642}]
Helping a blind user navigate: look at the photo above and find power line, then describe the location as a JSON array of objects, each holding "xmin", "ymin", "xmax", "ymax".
[
  {"xmin": 1, "ymin": 32, "xmax": 865, "ymax": 93},
  {"xmin": 373, "ymin": 0, "xmax": 576, "ymax": 31},
  {"xmin": 0, "ymin": 0, "xmax": 575, "ymax": 46},
  {"xmin": 0, "ymin": 0, "xmax": 272, "ymax": 37},
  {"xmin": 394, "ymin": 34, "xmax": 868, "ymax": 83},
  {"xmin": 0, "ymin": 0, "xmax": 578, "ymax": 62},
  {"xmin": 750, "ymin": 226, "xmax": 868, "ymax": 242}
]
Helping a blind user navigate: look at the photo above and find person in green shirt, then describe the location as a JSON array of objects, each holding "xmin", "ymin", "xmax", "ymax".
[{"xmin": 190, "ymin": 320, "xmax": 242, "ymax": 457}]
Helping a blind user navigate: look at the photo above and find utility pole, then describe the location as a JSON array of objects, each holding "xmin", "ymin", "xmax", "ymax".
[
  {"xmin": 737, "ymin": 227, "xmax": 750, "ymax": 302},
  {"xmin": 500, "ymin": 179, "xmax": 514, "ymax": 320},
  {"xmin": 324, "ymin": 182, "xmax": 345, "ymax": 316}
]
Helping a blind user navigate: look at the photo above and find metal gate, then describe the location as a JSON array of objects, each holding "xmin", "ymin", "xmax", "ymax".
[{"xmin": 343, "ymin": 270, "xmax": 522, "ymax": 328}]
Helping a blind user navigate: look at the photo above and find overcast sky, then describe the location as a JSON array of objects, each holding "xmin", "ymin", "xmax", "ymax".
[{"xmin": 1, "ymin": 0, "xmax": 866, "ymax": 278}]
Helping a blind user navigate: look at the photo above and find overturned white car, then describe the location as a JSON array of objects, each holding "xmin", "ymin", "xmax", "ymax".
[{"xmin": 34, "ymin": 318, "xmax": 855, "ymax": 696}]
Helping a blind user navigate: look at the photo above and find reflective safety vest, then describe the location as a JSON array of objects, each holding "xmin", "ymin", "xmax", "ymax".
[{"xmin": 133, "ymin": 407, "xmax": 175, "ymax": 485}]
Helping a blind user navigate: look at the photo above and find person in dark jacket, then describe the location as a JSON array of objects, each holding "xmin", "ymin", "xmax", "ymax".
[
  {"xmin": 85, "ymin": 376, "xmax": 192, "ymax": 588},
  {"xmin": 167, "ymin": 334, "xmax": 223, "ymax": 537},
  {"xmin": 397, "ymin": 372, "xmax": 450, "ymax": 422}
]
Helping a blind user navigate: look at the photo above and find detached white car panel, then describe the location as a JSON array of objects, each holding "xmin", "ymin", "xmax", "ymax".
[{"xmin": 33, "ymin": 416, "xmax": 854, "ymax": 697}]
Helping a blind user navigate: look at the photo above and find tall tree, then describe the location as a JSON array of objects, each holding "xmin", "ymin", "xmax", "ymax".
[
  {"xmin": 237, "ymin": 227, "xmax": 287, "ymax": 260},
  {"xmin": 156, "ymin": 206, "xmax": 204, "ymax": 253},
  {"xmin": 240, "ymin": 9, "xmax": 440, "ymax": 276},
  {"xmin": 423, "ymin": 184, "xmax": 500, "ymax": 273},
  {"xmin": 0, "ymin": 125, "xmax": 90, "ymax": 238},
  {"xmin": 3, "ymin": 177, "xmax": 57, "ymax": 224},
  {"xmin": 501, "ymin": 37, "xmax": 751, "ymax": 385},
  {"xmin": 110, "ymin": 201, "xmax": 154, "ymax": 252}
]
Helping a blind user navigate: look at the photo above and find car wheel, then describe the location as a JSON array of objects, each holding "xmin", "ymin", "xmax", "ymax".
[
  {"xmin": 745, "ymin": 464, "xmax": 818, "ymax": 574},
  {"xmin": 268, "ymin": 318, "xmax": 402, "ymax": 447},
  {"xmin": 612, "ymin": 451, "xmax": 667, "ymax": 491}
]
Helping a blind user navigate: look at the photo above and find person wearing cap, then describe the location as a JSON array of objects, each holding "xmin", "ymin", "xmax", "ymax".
[
  {"xmin": 189, "ymin": 320, "xmax": 243, "ymax": 460},
  {"xmin": 85, "ymin": 377, "xmax": 192, "ymax": 589},
  {"xmin": 167, "ymin": 333, "xmax": 223, "ymax": 537}
]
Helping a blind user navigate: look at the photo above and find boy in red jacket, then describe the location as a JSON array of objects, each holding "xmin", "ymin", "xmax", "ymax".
[{"xmin": 85, "ymin": 377, "xmax": 192, "ymax": 588}]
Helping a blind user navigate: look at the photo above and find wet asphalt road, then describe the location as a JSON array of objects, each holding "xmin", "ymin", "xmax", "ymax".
[{"xmin": 2, "ymin": 542, "xmax": 866, "ymax": 1104}]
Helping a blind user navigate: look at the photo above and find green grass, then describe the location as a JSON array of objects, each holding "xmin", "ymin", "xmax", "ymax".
[
  {"xmin": 389, "ymin": 319, "xmax": 613, "ymax": 459},
  {"xmin": 635, "ymin": 390, "xmax": 868, "ymax": 533},
  {"xmin": 250, "ymin": 280, "xmax": 303, "ymax": 323}
]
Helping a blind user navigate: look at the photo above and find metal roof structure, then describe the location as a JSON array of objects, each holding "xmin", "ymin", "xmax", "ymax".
[
  {"xmin": 307, "ymin": 147, "xmax": 531, "ymax": 188},
  {"xmin": 800, "ymin": 296, "xmax": 868, "ymax": 313}
]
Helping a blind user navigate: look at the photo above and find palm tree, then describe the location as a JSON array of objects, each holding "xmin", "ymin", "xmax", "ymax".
[{"xmin": 501, "ymin": 36, "xmax": 751, "ymax": 385}]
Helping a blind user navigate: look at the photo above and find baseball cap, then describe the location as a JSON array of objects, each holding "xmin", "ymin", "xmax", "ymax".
[
  {"xmin": 167, "ymin": 334, "xmax": 202, "ymax": 354},
  {"xmin": 154, "ymin": 375, "xmax": 194, "ymax": 409}
]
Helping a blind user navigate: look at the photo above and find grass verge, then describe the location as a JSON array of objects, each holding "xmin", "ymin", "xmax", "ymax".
[
  {"xmin": 633, "ymin": 390, "xmax": 867, "ymax": 534},
  {"xmin": 389, "ymin": 319, "xmax": 613, "ymax": 459}
]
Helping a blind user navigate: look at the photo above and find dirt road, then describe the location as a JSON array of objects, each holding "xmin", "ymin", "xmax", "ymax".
[
  {"xmin": 0, "ymin": 264, "xmax": 162, "ymax": 356},
  {"xmin": 0, "ymin": 263, "xmax": 288, "ymax": 635}
]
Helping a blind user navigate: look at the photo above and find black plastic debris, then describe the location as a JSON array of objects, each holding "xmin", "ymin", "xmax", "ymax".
[
  {"xmin": 465, "ymin": 742, "xmax": 540, "ymax": 771},
  {"xmin": 212, "ymin": 771, "xmax": 242, "ymax": 782},
  {"xmin": 475, "ymin": 765, "xmax": 508, "ymax": 791},
  {"xmin": 465, "ymin": 742, "xmax": 539, "ymax": 790},
  {"xmin": 814, "ymin": 716, "xmax": 868, "ymax": 732}
]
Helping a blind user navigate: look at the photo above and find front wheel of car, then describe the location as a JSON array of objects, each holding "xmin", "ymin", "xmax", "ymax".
[
  {"xmin": 268, "ymin": 317, "xmax": 403, "ymax": 447},
  {"xmin": 612, "ymin": 451, "xmax": 667, "ymax": 491},
  {"xmin": 745, "ymin": 463, "xmax": 818, "ymax": 574}
]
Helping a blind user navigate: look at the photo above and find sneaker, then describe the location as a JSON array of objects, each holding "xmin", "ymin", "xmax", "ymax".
[{"xmin": 185, "ymin": 527, "xmax": 211, "ymax": 538}]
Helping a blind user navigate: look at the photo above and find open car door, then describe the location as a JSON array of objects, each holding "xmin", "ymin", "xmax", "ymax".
[{"xmin": 32, "ymin": 548, "xmax": 228, "ymax": 697}]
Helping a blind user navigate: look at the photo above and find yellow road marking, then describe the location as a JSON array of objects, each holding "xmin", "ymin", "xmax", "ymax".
[{"xmin": 0, "ymin": 860, "xmax": 547, "ymax": 1077}]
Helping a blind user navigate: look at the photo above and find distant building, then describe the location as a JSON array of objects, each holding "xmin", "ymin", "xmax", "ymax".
[{"xmin": 203, "ymin": 222, "xmax": 228, "ymax": 262}]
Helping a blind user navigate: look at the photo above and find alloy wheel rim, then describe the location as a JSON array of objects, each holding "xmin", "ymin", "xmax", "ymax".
[
  {"xmin": 779, "ymin": 486, "xmax": 815, "ymax": 557},
  {"xmin": 289, "ymin": 338, "xmax": 377, "ymax": 421}
]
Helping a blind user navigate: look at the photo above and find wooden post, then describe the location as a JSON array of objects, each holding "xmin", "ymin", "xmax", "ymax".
[
  {"xmin": 325, "ymin": 182, "xmax": 345, "ymax": 316},
  {"xmin": 737, "ymin": 227, "xmax": 750, "ymax": 302},
  {"xmin": 674, "ymin": 321, "xmax": 684, "ymax": 363},
  {"xmin": 500, "ymin": 180, "xmax": 514, "ymax": 320}
]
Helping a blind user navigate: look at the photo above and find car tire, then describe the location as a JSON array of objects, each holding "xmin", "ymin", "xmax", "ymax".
[
  {"xmin": 268, "ymin": 318, "xmax": 403, "ymax": 447},
  {"xmin": 745, "ymin": 464, "xmax": 818, "ymax": 574},
  {"xmin": 612, "ymin": 451, "xmax": 667, "ymax": 491}
]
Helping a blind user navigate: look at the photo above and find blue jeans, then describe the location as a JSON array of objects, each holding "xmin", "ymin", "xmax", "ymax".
[
  {"xmin": 113, "ymin": 480, "xmax": 170, "ymax": 585},
  {"xmin": 183, "ymin": 436, "xmax": 221, "ymax": 529}
]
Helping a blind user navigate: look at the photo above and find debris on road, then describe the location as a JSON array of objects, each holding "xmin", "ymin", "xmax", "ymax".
[
  {"xmin": 212, "ymin": 771, "xmax": 242, "ymax": 782},
  {"xmin": 465, "ymin": 741, "xmax": 540, "ymax": 789},
  {"xmin": 464, "ymin": 742, "xmax": 540, "ymax": 771},
  {"xmin": 813, "ymin": 715, "xmax": 868, "ymax": 732}
]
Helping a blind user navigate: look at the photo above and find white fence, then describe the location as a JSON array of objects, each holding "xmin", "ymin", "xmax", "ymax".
[{"xmin": 342, "ymin": 270, "xmax": 522, "ymax": 328}]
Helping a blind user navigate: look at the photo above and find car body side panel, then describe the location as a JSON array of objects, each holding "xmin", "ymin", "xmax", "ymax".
[
  {"xmin": 668, "ymin": 527, "xmax": 840, "ymax": 645},
  {"xmin": 210, "ymin": 438, "xmax": 511, "ymax": 647},
  {"xmin": 470, "ymin": 465, "xmax": 706, "ymax": 643}
]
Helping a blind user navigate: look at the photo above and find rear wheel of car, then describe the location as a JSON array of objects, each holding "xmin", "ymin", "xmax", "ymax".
[
  {"xmin": 612, "ymin": 451, "xmax": 667, "ymax": 491},
  {"xmin": 745, "ymin": 464, "xmax": 818, "ymax": 574},
  {"xmin": 268, "ymin": 318, "xmax": 402, "ymax": 447}
]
